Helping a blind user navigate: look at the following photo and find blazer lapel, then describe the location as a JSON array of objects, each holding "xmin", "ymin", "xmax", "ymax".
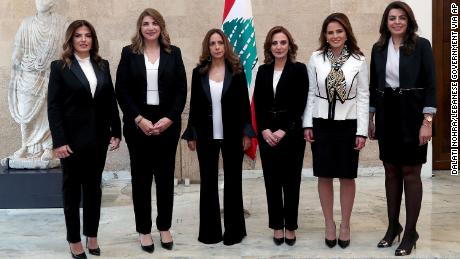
[
  {"xmin": 379, "ymin": 43, "xmax": 389, "ymax": 90},
  {"xmin": 70, "ymin": 58, "xmax": 91, "ymax": 94},
  {"xmin": 274, "ymin": 60, "xmax": 291, "ymax": 100},
  {"xmin": 201, "ymin": 72, "xmax": 212, "ymax": 103},
  {"xmin": 134, "ymin": 52, "xmax": 147, "ymax": 84},
  {"xmin": 221, "ymin": 65, "xmax": 232, "ymax": 97},
  {"xmin": 158, "ymin": 48, "xmax": 170, "ymax": 80},
  {"xmin": 399, "ymin": 47, "xmax": 409, "ymax": 88},
  {"xmin": 92, "ymin": 61, "xmax": 105, "ymax": 97},
  {"xmin": 266, "ymin": 62, "xmax": 275, "ymax": 100}
]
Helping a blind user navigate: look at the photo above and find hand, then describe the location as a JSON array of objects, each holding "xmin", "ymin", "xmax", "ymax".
[
  {"xmin": 419, "ymin": 124, "xmax": 432, "ymax": 146},
  {"xmin": 109, "ymin": 137, "xmax": 121, "ymax": 151},
  {"xmin": 368, "ymin": 120, "xmax": 376, "ymax": 139},
  {"xmin": 138, "ymin": 117, "xmax": 156, "ymax": 136},
  {"xmin": 354, "ymin": 136, "xmax": 366, "ymax": 150},
  {"xmin": 262, "ymin": 129, "xmax": 278, "ymax": 147},
  {"xmin": 54, "ymin": 145, "xmax": 73, "ymax": 159},
  {"xmin": 187, "ymin": 140, "xmax": 196, "ymax": 151},
  {"xmin": 153, "ymin": 117, "xmax": 173, "ymax": 134},
  {"xmin": 272, "ymin": 130, "xmax": 286, "ymax": 143},
  {"xmin": 304, "ymin": 128, "xmax": 314, "ymax": 143},
  {"xmin": 243, "ymin": 135, "xmax": 252, "ymax": 151}
]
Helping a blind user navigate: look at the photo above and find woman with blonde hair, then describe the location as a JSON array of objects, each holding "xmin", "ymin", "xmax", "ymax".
[{"xmin": 115, "ymin": 8, "xmax": 187, "ymax": 253}]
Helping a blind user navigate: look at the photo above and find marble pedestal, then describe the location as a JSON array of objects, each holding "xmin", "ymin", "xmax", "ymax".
[{"xmin": 0, "ymin": 166, "xmax": 62, "ymax": 209}]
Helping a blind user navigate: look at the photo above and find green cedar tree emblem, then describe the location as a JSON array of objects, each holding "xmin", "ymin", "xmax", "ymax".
[{"xmin": 223, "ymin": 18, "xmax": 258, "ymax": 86}]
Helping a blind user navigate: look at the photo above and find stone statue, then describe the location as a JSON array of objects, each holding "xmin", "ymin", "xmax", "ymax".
[{"xmin": 1, "ymin": 0, "xmax": 67, "ymax": 169}]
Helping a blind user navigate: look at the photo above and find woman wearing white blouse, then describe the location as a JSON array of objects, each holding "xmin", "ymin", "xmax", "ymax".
[
  {"xmin": 369, "ymin": 2, "xmax": 436, "ymax": 256},
  {"xmin": 115, "ymin": 8, "xmax": 187, "ymax": 253},
  {"xmin": 303, "ymin": 13, "xmax": 369, "ymax": 249},
  {"xmin": 48, "ymin": 20, "xmax": 121, "ymax": 258},
  {"xmin": 182, "ymin": 28, "xmax": 254, "ymax": 245},
  {"xmin": 253, "ymin": 26, "xmax": 309, "ymax": 246}
]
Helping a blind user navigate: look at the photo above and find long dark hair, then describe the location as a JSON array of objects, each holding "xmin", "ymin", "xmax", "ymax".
[
  {"xmin": 197, "ymin": 28, "xmax": 242, "ymax": 75},
  {"xmin": 376, "ymin": 1, "xmax": 418, "ymax": 54},
  {"xmin": 263, "ymin": 26, "xmax": 298, "ymax": 64},
  {"xmin": 61, "ymin": 20, "xmax": 102, "ymax": 68},
  {"xmin": 318, "ymin": 13, "xmax": 363, "ymax": 59},
  {"xmin": 131, "ymin": 8, "xmax": 171, "ymax": 54}
]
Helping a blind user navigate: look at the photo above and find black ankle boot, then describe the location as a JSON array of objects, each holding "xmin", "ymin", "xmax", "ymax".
[
  {"xmin": 377, "ymin": 222, "xmax": 403, "ymax": 248},
  {"xmin": 395, "ymin": 231, "xmax": 419, "ymax": 256}
]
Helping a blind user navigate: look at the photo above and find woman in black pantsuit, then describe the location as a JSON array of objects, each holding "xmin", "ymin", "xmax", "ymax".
[
  {"xmin": 48, "ymin": 20, "xmax": 121, "ymax": 258},
  {"xmin": 115, "ymin": 8, "xmax": 186, "ymax": 253},
  {"xmin": 253, "ymin": 26, "xmax": 309, "ymax": 246},
  {"xmin": 182, "ymin": 28, "xmax": 254, "ymax": 245},
  {"xmin": 369, "ymin": 2, "xmax": 436, "ymax": 256}
]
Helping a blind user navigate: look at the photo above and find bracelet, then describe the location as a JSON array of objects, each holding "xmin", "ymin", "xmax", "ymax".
[
  {"xmin": 136, "ymin": 117, "xmax": 144, "ymax": 125},
  {"xmin": 422, "ymin": 123, "xmax": 432, "ymax": 128}
]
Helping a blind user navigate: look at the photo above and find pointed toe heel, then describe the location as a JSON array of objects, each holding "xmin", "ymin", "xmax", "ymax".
[
  {"xmin": 395, "ymin": 231, "xmax": 419, "ymax": 256},
  {"xmin": 338, "ymin": 239, "xmax": 350, "ymax": 248},
  {"xmin": 273, "ymin": 237, "xmax": 284, "ymax": 246},
  {"xmin": 377, "ymin": 223, "xmax": 403, "ymax": 248},
  {"xmin": 161, "ymin": 240, "xmax": 174, "ymax": 250},
  {"xmin": 285, "ymin": 236, "xmax": 296, "ymax": 246}
]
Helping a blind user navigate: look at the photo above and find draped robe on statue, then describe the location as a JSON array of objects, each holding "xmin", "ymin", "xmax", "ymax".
[{"xmin": 8, "ymin": 12, "xmax": 66, "ymax": 163}]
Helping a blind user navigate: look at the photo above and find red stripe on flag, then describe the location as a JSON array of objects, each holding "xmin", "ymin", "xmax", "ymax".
[
  {"xmin": 222, "ymin": 0, "xmax": 236, "ymax": 22},
  {"xmin": 245, "ymin": 95, "xmax": 258, "ymax": 160}
]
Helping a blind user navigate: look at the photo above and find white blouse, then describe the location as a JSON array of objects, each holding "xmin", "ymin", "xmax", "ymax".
[
  {"xmin": 209, "ymin": 79, "xmax": 224, "ymax": 140},
  {"xmin": 385, "ymin": 38, "xmax": 400, "ymax": 89},
  {"xmin": 273, "ymin": 70, "xmax": 282, "ymax": 96},
  {"xmin": 302, "ymin": 51, "xmax": 370, "ymax": 136},
  {"xmin": 75, "ymin": 54, "xmax": 97, "ymax": 97},
  {"xmin": 145, "ymin": 54, "xmax": 160, "ymax": 105}
]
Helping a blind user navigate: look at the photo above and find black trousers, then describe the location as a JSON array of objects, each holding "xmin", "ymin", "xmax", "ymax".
[
  {"xmin": 124, "ymin": 122, "xmax": 180, "ymax": 234},
  {"xmin": 258, "ymin": 129, "xmax": 306, "ymax": 231},
  {"xmin": 61, "ymin": 145, "xmax": 108, "ymax": 243},
  {"xmin": 196, "ymin": 139, "xmax": 246, "ymax": 244}
]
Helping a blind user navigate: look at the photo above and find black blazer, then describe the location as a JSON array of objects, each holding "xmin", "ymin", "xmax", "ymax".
[
  {"xmin": 115, "ymin": 45, "xmax": 187, "ymax": 129},
  {"xmin": 253, "ymin": 60, "xmax": 309, "ymax": 134},
  {"xmin": 48, "ymin": 58, "xmax": 121, "ymax": 151},
  {"xmin": 369, "ymin": 37, "xmax": 436, "ymax": 142},
  {"xmin": 182, "ymin": 64, "xmax": 255, "ymax": 142}
]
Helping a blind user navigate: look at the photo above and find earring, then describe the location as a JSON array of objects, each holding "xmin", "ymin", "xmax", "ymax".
[{"xmin": 207, "ymin": 56, "xmax": 212, "ymax": 62}]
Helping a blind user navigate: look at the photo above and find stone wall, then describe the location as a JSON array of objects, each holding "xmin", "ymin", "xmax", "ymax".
[{"xmin": 0, "ymin": 0, "xmax": 396, "ymax": 180}]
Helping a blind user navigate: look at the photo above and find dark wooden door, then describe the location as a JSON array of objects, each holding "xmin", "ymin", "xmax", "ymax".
[{"xmin": 432, "ymin": 0, "xmax": 457, "ymax": 169}]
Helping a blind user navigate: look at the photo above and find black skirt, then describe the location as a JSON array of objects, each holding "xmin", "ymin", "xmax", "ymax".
[
  {"xmin": 311, "ymin": 118, "xmax": 359, "ymax": 179},
  {"xmin": 378, "ymin": 87, "xmax": 427, "ymax": 165}
]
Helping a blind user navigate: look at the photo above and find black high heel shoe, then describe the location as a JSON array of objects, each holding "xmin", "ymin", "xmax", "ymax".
[
  {"xmin": 284, "ymin": 230, "xmax": 296, "ymax": 246},
  {"xmin": 395, "ymin": 231, "xmax": 419, "ymax": 256},
  {"xmin": 139, "ymin": 234, "xmax": 154, "ymax": 253},
  {"xmin": 160, "ymin": 232, "xmax": 174, "ymax": 250},
  {"xmin": 273, "ymin": 229, "xmax": 284, "ymax": 245},
  {"xmin": 377, "ymin": 223, "xmax": 403, "ymax": 248},
  {"xmin": 325, "ymin": 222, "xmax": 337, "ymax": 248},
  {"xmin": 86, "ymin": 237, "xmax": 101, "ymax": 256},
  {"xmin": 338, "ymin": 224, "xmax": 350, "ymax": 248},
  {"xmin": 69, "ymin": 243, "xmax": 87, "ymax": 259}
]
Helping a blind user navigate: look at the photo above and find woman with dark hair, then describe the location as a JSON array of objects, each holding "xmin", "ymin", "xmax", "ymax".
[
  {"xmin": 369, "ymin": 1, "xmax": 436, "ymax": 256},
  {"xmin": 48, "ymin": 20, "xmax": 121, "ymax": 258},
  {"xmin": 302, "ymin": 13, "xmax": 369, "ymax": 248},
  {"xmin": 115, "ymin": 8, "xmax": 187, "ymax": 253},
  {"xmin": 182, "ymin": 28, "xmax": 254, "ymax": 246},
  {"xmin": 253, "ymin": 26, "xmax": 308, "ymax": 246}
]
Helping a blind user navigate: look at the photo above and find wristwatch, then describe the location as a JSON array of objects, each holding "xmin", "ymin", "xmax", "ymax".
[{"xmin": 424, "ymin": 114, "xmax": 433, "ymax": 122}]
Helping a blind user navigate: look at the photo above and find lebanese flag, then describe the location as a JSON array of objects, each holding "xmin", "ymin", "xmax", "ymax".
[{"xmin": 222, "ymin": 0, "xmax": 259, "ymax": 160}]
